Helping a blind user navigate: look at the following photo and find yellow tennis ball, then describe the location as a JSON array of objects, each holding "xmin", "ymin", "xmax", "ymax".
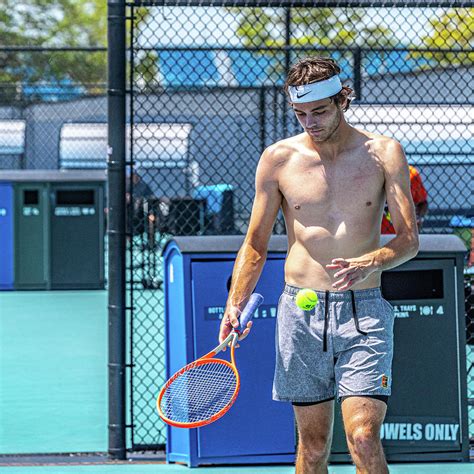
[{"xmin": 295, "ymin": 289, "xmax": 319, "ymax": 311}]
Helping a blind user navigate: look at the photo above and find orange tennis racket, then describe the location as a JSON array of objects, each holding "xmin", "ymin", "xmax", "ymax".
[{"xmin": 157, "ymin": 293, "xmax": 264, "ymax": 428}]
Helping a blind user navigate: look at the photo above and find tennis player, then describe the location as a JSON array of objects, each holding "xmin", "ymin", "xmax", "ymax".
[{"xmin": 219, "ymin": 57, "xmax": 419, "ymax": 473}]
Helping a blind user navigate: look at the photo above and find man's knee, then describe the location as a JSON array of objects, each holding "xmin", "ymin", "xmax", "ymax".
[
  {"xmin": 346, "ymin": 425, "xmax": 382, "ymax": 457},
  {"xmin": 298, "ymin": 431, "xmax": 332, "ymax": 464}
]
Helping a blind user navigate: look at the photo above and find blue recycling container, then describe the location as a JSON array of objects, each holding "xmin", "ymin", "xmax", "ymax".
[
  {"xmin": 192, "ymin": 184, "xmax": 234, "ymax": 234},
  {"xmin": 0, "ymin": 182, "xmax": 14, "ymax": 289},
  {"xmin": 162, "ymin": 236, "xmax": 295, "ymax": 467},
  {"xmin": 192, "ymin": 184, "xmax": 233, "ymax": 214}
]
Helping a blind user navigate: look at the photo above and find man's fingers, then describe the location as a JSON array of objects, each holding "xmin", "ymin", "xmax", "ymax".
[
  {"xmin": 333, "ymin": 266, "xmax": 353, "ymax": 279},
  {"xmin": 334, "ymin": 278, "xmax": 356, "ymax": 291},
  {"xmin": 237, "ymin": 322, "xmax": 252, "ymax": 342},
  {"xmin": 332, "ymin": 273, "xmax": 355, "ymax": 288},
  {"xmin": 229, "ymin": 316, "xmax": 240, "ymax": 328},
  {"xmin": 332, "ymin": 277, "xmax": 349, "ymax": 288},
  {"xmin": 333, "ymin": 266, "xmax": 357, "ymax": 285},
  {"xmin": 339, "ymin": 282, "xmax": 354, "ymax": 291},
  {"xmin": 219, "ymin": 312, "xmax": 252, "ymax": 350},
  {"xmin": 227, "ymin": 307, "xmax": 242, "ymax": 328},
  {"xmin": 326, "ymin": 259, "xmax": 349, "ymax": 270}
]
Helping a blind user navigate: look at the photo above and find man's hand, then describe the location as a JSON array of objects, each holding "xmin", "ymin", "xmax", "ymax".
[
  {"xmin": 218, "ymin": 305, "xmax": 253, "ymax": 350},
  {"xmin": 326, "ymin": 256, "xmax": 377, "ymax": 291}
]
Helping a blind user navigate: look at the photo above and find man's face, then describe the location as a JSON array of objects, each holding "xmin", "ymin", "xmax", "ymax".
[{"xmin": 292, "ymin": 98, "xmax": 342, "ymax": 142}]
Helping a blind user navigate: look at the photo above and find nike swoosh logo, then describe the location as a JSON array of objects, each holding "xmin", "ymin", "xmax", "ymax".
[{"xmin": 296, "ymin": 91, "xmax": 311, "ymax": 99}]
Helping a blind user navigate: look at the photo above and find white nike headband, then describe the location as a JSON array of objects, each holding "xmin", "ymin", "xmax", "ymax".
[{"xmin": 288, "ymin": 75, "xmax": 343, "ymax": 103}]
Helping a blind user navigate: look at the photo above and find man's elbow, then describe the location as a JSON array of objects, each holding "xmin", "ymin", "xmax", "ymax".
[
  {"xmin": 406, "ymin": 231, "xmax": 419, "ymax": 258},
  {"xmin": 242, "ymin": 235, "xmax": 269, "ymax": 262},
  {"xmin": 246, "ymin": 240, "xmax": 268, "ymax": 261},
  {"xmin": 396, "ymin": 228, "xmax": 419, "ymax": 257}
]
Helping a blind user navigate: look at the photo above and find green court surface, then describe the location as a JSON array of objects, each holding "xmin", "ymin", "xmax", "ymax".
[
  {"xmin": 0, "ymin": 291, "xmax": 108, "ymax": 454},
  {"xmin": 1, "ymin": 290, "xmax": 473, "ymax": 472},
  {"xmin": 0, "ymin": 463, "xmax": 474, "ymax": 473}
]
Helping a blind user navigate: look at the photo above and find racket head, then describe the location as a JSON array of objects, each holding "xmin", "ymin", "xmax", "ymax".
[{"xmin": 157, "ymin": 355, "xmax": 240, "ymax": 428}]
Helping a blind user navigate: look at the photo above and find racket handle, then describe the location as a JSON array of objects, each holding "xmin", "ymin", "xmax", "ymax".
[{"xmin": 238, "ymin": 293, "xmax": 264, "ymax": 330}]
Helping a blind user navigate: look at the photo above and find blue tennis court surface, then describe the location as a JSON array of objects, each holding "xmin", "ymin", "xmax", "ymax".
[
  {"xmin": 0, "ymin": 291, "xmax": 108, "ymax": 454},
  {"xmin": 0, "ymin": 462, "xmax": 474, "ymax": 473}
]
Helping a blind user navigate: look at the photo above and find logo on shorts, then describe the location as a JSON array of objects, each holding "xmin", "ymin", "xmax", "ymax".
[{"xmin": 382, "ymin": 375, "xmax": 389, "ymax": 388}]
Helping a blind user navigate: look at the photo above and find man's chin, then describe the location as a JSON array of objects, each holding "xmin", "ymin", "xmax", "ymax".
[
  {"xmin": 308, "ymin": 126, "xmax": 339, "ymax": 143},
  {"xmin": 309, "ymin": 134, "xmax": 328, "ymax": 143}
]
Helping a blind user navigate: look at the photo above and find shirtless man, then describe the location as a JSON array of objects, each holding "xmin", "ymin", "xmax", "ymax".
[{"xmin": 219, "ymin": 57, "xmax": 419, "ymax": 473}]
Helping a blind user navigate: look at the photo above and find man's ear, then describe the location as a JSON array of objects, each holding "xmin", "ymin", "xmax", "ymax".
[
  {"xmin": 339, "ymin": 95, "xmax": 347, "ymax": 110},
  {"xmin": 340, "ymin": 96, "xmax": 350, "ymax": 111}
]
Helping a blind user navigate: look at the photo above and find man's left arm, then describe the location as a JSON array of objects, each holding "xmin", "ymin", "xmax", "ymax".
[{"xmin": 327, "ymin": 140, "xmax": 419, "ymax": 290}]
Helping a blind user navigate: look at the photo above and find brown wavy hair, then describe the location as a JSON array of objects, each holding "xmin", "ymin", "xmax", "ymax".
[{"xmin": 284, "ymin": 57, "xmax": 354, "ymax": 111}]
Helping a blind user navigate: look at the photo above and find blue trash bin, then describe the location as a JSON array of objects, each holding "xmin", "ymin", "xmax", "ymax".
[
  {"xmin": 192, "ymin": 184, "xmax": 234, "ymax": 234},
  {"xmin": 0, "ymin": 182, "xmax": 14, "ymax": 289},
  {"xmin": 162, "ymin": 235, "xmax": 295, "ymax": 467}
]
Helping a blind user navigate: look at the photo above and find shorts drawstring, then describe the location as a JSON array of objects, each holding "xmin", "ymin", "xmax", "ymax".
[
  {"xmin": 350, "ymin": 290, "xmax": 368, "ymax": 337},
  {"xmin": 323, "ymin": 290, "xmax": 330, "ymax": 352},
  {"xmin": 322, "ymin": 290, "xmax": 367, "ymax": 352}
]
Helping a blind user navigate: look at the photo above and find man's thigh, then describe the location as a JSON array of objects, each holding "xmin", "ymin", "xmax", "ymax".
[
  {"xmin": 294, "ymin": 399, "xmax": 335, "ymax": 443},
  {"xmin": 341, "ymin": 396, "xmax": 387, "ymax": 438}
]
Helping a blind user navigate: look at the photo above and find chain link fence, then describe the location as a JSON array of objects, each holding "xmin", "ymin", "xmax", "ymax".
[
  {"xmin": 0, "ymin": 47, "xmax": 107, "ymax": 170},
  {"xmin": 127, "ymin": 1, "xmax": 473, "ymax": 450},
  {"xmin": 1, "ymin": 0, "xmax": 473, "ymax": 455}
]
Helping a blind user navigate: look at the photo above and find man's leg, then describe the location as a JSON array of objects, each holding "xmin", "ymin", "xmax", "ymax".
[
  {"xmin": 341, "ymin": 396, "xmax": 388, "ymax": 474},
  {"xmin": 294, "ymin": 399, "xmax": 334, "ymax": 474}
]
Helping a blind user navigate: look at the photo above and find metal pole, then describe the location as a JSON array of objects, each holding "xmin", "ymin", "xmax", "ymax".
[
  {"xmin": 282, "ymin": 7, "xmax": 291, "ymax": 138},
  {"xmin": 107, "ymin": 0, "xmax": 127, "ymax": 461},
  {"xmin": 259, "ymin": 87, "xmax": 266, "ymax": 152},
  {"xmin": 353, "ymin": 46, "xmax": 362, "ymax": 102}
]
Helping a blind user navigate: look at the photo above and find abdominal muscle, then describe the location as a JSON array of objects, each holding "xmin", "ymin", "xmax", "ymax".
[{"xmin": 283, "ymin": 210, "xmax": 383, "ymax": 291}]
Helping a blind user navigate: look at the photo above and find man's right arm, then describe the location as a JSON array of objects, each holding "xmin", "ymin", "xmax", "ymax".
[{"xmin": 219, "ymin": 145, "xmax": 284, "ymax": 343}]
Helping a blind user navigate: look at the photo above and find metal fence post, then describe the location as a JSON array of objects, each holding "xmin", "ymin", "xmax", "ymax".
[
  {"xmin": 107, "ymin": 0, "xmax": 127, "ymax": 461},
  {"xmin": 282, "ymin": 7, "xmax": 291, "ymax": 138},
  {"xmin": 353, "ymin": 46, "xmax": 362, "ymax": 102},
  {"xmin": 259, "ymin": 87, "xmax": 266, "ymax": 152}
]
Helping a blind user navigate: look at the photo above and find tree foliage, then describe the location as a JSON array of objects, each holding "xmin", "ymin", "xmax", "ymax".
[
  {"xmin": 1, "ymin": 0, "xmax": 108, "ymax": 99},
  {"xmin": 0, "ymin": 1, "xmax": 153, "ymax": 101},
  {"xmin": 416, "ymin": 8, "xmax": 474, "ymax": 67},
  {"xmin": 232, "ymin": 7, "xmax": 397, "ymax": 80},
  {"xmin": 234, "ymin": 8, "xmax": 396, "ymax": 49}
]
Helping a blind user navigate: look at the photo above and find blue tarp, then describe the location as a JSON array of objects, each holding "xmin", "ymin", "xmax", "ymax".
[{"xmin": 157, "ymin": 49, "xmax": 435, "ymax": 87}]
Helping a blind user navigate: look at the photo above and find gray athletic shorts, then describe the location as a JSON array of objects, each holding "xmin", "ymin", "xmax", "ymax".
[{"xmin": 273, "ymin": 283, "xmax": 394, "ymax": 403}]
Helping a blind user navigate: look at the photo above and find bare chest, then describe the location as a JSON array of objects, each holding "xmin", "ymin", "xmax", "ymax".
[{"xmin": 279, "ymin": 153, "xmax": 385, "ymax": 215}]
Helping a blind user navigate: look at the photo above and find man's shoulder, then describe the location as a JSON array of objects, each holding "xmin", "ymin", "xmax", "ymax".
[
  {"xmin": 362, "ymin": 132, "xmax": 404, "ymax": 159},
  {"xmin": 262, "ymin": 134, "xmax": 304, "ymax": 165}
]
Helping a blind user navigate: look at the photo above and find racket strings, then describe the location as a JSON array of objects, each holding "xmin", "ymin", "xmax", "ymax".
[{"xmin": 161, "ymin": 361, "xmax": 237, "ymax": 424}]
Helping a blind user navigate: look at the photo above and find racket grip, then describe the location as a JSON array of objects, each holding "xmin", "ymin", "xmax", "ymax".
[{"xmin": 238, "ymin": 293, "xmax": 264, "ymax": 330}]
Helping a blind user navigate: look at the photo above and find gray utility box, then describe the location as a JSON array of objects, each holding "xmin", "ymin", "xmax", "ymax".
[
  {"xmin": 163, "ymin": 234, "xmax": 468, "ymax": 464},
  {"xmin": 0, "ymin": 170, "xmax": 106, "ymax": 290}
]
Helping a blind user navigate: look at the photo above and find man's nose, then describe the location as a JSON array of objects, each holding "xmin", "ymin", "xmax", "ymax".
[{"xmin": 306, "ymin": 116, "xmax": 318, "ymax": 128}]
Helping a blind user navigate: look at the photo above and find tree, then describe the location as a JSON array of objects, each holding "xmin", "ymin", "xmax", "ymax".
[
  {"xmin": 233, "ymin": 7, "xmax": 396, "ymax": 48},
  {"xmin": 415, "ymin": 8, "xmax": 474, "ymax": 67},
  {"xmin": 0, "ymin": 1, "xmax": 153, "ymax": 102},
  {"xmin": 231, "ymin": 7, "xmax": 397, "ymax": 81},
  {"xmin": 0, "ymin": 0, "xmax": 108, "ymax": 101}
]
